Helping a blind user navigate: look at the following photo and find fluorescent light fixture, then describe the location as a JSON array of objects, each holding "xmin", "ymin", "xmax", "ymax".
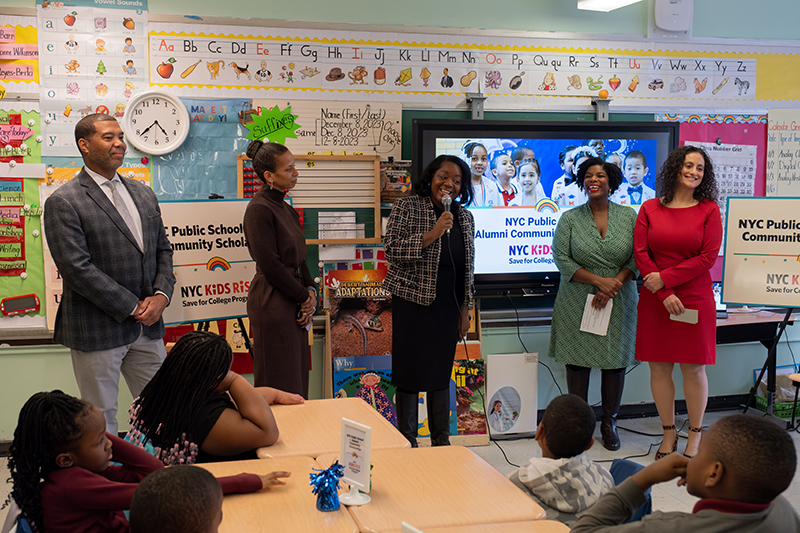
[{"xmin": 577, "ymin": 0, "xmax": 643, "ymax": 12}]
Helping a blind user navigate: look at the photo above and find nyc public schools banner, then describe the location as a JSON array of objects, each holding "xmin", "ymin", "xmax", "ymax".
[
  {"xmin": 160, "ymin": 199, "xmax": 253, "ymax": 325},
  {"xmin": 723, "ymin": 197, "xmax": 800, "ymax": 308}
]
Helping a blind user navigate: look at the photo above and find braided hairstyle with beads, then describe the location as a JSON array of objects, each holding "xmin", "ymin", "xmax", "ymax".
[
  {"xmin": 4, "ymin": 391, "xmax": 91, "ymax": 533},
  {"xmin": 128, "ymin": 331, "xmax": 232, "ymax": 465}
]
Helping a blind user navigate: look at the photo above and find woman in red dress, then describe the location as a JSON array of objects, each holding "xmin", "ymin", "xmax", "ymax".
[{"xmin": 634, "ymin": 145, "xmax": 722, "ymax": 459}]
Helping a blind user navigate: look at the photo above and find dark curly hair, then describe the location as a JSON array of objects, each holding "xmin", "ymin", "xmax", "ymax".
[
  {"xmin": 541, "ymin": 394, "xmax": 596, "ymax": 459},
  {"xmin": 127, "ymin": 331, "xmax": 232, "ymax": 465},
  {"xmin": 658, "ymin": 145, "xmax": 717, "ymax": 204},
  {"xmin": 5, "ymin": 391, "xmax": 92, "ymax": 533},
  {"xmin": 245, "ymin": 140, "xmax": 290, "ymax": 184},
  {"xmin": 575, "ymin": 157, "xmax": 624, "ymax": 196},
  {"xmin": 413, "ymin": 155, "xmax": 474, "ymax": 207}
]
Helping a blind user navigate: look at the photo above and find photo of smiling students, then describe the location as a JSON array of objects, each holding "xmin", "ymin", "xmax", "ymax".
[
  {"xmin": 464, "ymin": 141, "xmax": 502, "ymax": 207},
  {"xmin": 551, "ymin": 145, "xmax": 577, "ymax": 205},
  {"xmin": 558, "ymin": 147, "xmax": 596, "ymax": 207},
  {"xmin": 605, "ymin": 152, "xmax": 623, "ymax": 169},
  {"xmin": 491, "ymin": 152, "xmax": 518, "ymax": 205},
  {"xmin": 511, "ymin": 146, "xmax": 548, "ymax": 201},
  {"xmin": 612, "ymin": 150, "xmax": 655, "ymax": 206},
  {"xmin": 509, "ymin": 159, "xmax": 545, "ymax": 206}
]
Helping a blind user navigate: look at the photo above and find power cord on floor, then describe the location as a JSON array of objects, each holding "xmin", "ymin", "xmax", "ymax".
[{"xmin": 506, "ymin": 293, "xmax": 563, "ymax": 396}]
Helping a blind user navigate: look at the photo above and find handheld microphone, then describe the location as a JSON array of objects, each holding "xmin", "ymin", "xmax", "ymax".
[{"xmin": 442, "ymin": 194, "xmax": 452, "ymax": 234}]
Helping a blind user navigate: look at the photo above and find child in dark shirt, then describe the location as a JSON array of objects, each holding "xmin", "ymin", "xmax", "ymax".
[{"xmin": 5, "ymin": 390, "xmax": 284, "ymax": 533}]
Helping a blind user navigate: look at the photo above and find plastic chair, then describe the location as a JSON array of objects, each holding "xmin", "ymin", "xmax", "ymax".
[{"xmin": 610, "ymin": 458, "xmax": 653, "ymax": 523}]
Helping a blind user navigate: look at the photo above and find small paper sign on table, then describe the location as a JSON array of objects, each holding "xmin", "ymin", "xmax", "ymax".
[{"xmin": 339, "ymin": 417, "xmax": 372, "ymax": 506}]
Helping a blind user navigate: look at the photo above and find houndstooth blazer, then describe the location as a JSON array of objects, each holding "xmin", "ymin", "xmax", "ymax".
[
  {"xmin": 382, "ymin": 194, "xmax": 475, "ymax": 309},
  {"xmin": 44, "ymin": 169, "xmax": 175, "ymax": 351}
]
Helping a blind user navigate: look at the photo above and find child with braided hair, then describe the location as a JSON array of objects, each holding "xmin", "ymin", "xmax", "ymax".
[
  {"xmin": 4, "ymin": 390, "xmax": 285, "ymax": 533},
  {"xmin": 126, "ymin": 330, "xmax": 303, "ymax": 465}
]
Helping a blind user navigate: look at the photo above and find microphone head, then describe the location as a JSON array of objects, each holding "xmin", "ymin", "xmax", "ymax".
[{"xmin": 442, "ymin": 193, "xmax": 452, "ymax": 211}]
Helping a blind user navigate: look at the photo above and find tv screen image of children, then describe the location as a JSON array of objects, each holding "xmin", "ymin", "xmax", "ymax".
[
  {"xmin": 488, "ymin": 386, "xmax": 522, "ymax": 433},
  {"xmin": 439, "ymin": 137, "xmax": 657, "ymax": 202}
]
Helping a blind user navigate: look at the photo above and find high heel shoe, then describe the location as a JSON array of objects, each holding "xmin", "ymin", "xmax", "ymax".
[
  {"xmin": 655, "ymin": 425, "xmax": 677, "ymax": 460},
  {"xmin": 683, "ymin": 425, "xmax": 703, "ymax": 458}
]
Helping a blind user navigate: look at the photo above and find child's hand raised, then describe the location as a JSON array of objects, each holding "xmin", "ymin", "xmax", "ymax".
[
  {"xmin": 632, "ymin": 453, "xmax": 689, "ymax": 491},
  {"xmin": 259, "ymin": 470, "xmax": 291, "ymax": 490}
]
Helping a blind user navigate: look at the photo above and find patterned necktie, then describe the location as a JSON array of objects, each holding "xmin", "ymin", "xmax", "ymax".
[{"xmin": 108, "ymin": 181, "xmax": 143, "ymax": 250}]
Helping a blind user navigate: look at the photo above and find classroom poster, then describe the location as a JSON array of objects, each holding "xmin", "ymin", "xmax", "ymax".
[
  {"xmin": 0, "ymin": 164, "xmax": 47, "ymax": 333},
  {"xmin": 36, "ymin": 0, "xmax": 148, "ymax": 156},
  {"xmin": 148, "ymin": 25, "xmax": 758, "ymax": 104},
  {"xmin": 453, "ymin": 359, "xmax": 487, "ymax": 437},
  {"xmin": 685, "ymin": 140, "xmax": 757, "ymax": 252},
  {"xmin": 766, "ymin": 109, "xmax": 800, "ymax": 197},
  {"xmin": 0, "ymin": 109, "xmax": 42, "ymax": 163},
  {"xmin": 0, "ymin": 22, "xmax": 39, "ymax": 92}
]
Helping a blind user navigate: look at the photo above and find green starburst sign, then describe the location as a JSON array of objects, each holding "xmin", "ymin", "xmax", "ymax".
[{"xmin": 245, "ymin": 105, "xmax": 301, "ymax": 145}]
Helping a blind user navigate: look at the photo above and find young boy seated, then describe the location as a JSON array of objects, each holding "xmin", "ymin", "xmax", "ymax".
[
  {"xmin": 508, "ymin": 394, "xmax": 614, "ymax": 517},
  {"xmin": 130, "ymin": 464, "xmax": 288, "ymax": 533},
  {"xmin": 571, "ymin": 414, "xmax": 800, "ymax": 532}
]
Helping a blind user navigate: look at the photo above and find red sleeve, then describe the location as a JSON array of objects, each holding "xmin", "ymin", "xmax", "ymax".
[
  {"xmin": 102, "ymin": 433, "xmax": 164, "ymax": 483},
  {"xmin": 634, "ymin": 201, "xmax": 675, "ymax": 302},
  {"xmin": 660, "ymin": 201, "xmax": 723, "ymax": 290},
  {"xmin": 217, "ymin": 473, "xmax": 263, "ymax": 494}
]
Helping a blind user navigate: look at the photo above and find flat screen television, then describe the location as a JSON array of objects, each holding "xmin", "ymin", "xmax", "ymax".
[{"xmin": 412, "ymin": 119, "xmax": 680, "ymax": 298}]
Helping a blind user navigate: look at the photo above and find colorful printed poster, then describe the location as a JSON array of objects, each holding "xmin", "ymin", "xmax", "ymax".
[
  {"xmin": 0, "ymin": 23, "xmax": 39, "ymax": 89},
  {"xmin": 36, "ymin": 0, "xmax": 148, "ymax": 156},
  {"xmin": 149, "ymin": 27, "xmax": 757, "ymax": 103},
  {"xmin": 453, "ymin": 359, "xmax": 487, "ymax": 436},
  {"xmin": 0, "ymin": 109, "xmax": 42, "ymax": 163},
  {"xmin": 332, "ymin": 355, "xmax": 460, "ymax": 439},
  {"xmin": 320, "ymin": 247, "xmax": 387, "ymax": 309},
  {"xmin": 0, "ymin": 164, "xmax": 46, "ymax": 332},
  {"xmin": 766, "ymin": 109, "xmax": 800, "ymax": 197},
  {"xmin": 328, "ymin": 269, "xmax": 391, "ymax": 358}
]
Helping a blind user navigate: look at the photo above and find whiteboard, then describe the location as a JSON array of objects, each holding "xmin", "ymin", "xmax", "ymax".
[{"xmin": 252, "ymin": 99, "xmax": 402, "ymax": 159}]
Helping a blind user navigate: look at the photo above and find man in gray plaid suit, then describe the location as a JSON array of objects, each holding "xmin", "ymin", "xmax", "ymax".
[{"xmin": 44, "ymin": 114, "xmax": 175, "ymax": 434}]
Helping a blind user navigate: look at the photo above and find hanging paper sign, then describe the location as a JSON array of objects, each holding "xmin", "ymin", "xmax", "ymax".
[{"xmin": 245, "ymin": 105, "xmax": 300, "ymax": 144}]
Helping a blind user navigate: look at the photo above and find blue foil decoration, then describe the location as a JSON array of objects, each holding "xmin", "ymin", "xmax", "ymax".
[{"xmin": 310, "ymin": 461, "xmax": 344, "ymax": 512}]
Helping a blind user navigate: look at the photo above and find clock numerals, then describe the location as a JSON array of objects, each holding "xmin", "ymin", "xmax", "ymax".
[
  {"xmin": 131, "ymin": 118, "xmax": 136, "ymax": 125},
  {"xmin": 134, "ymin": 109, "xmax": 143, "ymax": 115},
  {"xmin": 172, "ymin": 108, "xmax": 177, "ymax": 115}
]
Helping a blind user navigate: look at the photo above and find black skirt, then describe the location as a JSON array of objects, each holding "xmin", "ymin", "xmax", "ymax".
[{"xmin": 392, "ymin": 206, "xmax": 466, "ymax": 391}]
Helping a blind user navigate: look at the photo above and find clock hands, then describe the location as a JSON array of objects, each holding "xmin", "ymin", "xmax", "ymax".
[{"xmin": 138, "ymin": 120, "xmax": 169, "ymax": 141}]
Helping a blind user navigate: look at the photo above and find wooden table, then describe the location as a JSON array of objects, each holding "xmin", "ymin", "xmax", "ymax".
[
  {"xmin": 400, "ymin": 522, "xmax": 569, "ymax": 533},
  {"xmin": 317, "ymin": 446, "xmax": 545, "ymax": 532},
  {"xmin": 257, "ymin": 398, "xmax": 410, "ymax": 459},
  {"xmin": 199, "ymin": 456, "xmax": 358, "ymax": 533}
]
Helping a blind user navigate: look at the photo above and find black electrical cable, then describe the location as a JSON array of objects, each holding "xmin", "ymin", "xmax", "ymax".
[{"xmin": 506, "ymin": 293, "xmax": 563, "ymax": 396}]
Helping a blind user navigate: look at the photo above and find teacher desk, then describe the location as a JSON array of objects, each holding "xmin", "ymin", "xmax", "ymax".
[
  {"xmin": 258, "ymin": 397, "xmax": 410, "ymax": 459},
  {"xmin": 199, "ymin": 456, "xmax": 358, "ymax": 533},
  {"xmin": 317, "ymin": 446, "xmax": 546, "ymax": 533}
]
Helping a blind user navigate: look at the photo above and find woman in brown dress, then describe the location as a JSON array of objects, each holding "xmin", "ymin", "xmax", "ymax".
[{"xmin": 243, "ymin": 141, "xmax": 316, "ymax": 398}]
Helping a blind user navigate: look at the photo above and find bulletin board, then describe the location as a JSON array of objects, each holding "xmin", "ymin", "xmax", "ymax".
[{"xmin": 678, "ymin": 119, "xmax": 768, "ymax": 281}]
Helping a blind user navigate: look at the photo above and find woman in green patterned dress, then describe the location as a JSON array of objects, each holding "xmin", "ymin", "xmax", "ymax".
[{"xmin": 549, "ymin": 157, "xmax": 638, "ymax": 451}]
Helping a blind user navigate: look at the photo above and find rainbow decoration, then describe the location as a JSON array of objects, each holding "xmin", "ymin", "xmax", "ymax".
[
  {"xmin": 536, "ymin": 198, "xmax": 559, "ymax": 213},
  {"xmin": 206, "ymin": 256, "xmax": 231, "ymax": 271}
]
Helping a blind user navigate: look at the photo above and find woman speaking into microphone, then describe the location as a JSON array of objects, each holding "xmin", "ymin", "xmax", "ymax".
[{"xmin": 383, "ymin": 155, "xmax": 475, "ymax": 447}]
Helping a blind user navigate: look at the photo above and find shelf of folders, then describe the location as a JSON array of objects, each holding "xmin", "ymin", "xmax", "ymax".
[{"xmin": 237, "ymin": 153, "xmax": 382, "ymax": 245}]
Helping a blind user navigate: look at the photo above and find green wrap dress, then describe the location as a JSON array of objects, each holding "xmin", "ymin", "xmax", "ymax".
[{"xmin": 549, "ymin": 202, "xmax": 638, "ymax": 369}]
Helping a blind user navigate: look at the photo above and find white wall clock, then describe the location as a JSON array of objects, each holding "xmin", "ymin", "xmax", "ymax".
[{"xmin": 123, "ymin": 89, "xmax": 190, "ymax": 155}]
